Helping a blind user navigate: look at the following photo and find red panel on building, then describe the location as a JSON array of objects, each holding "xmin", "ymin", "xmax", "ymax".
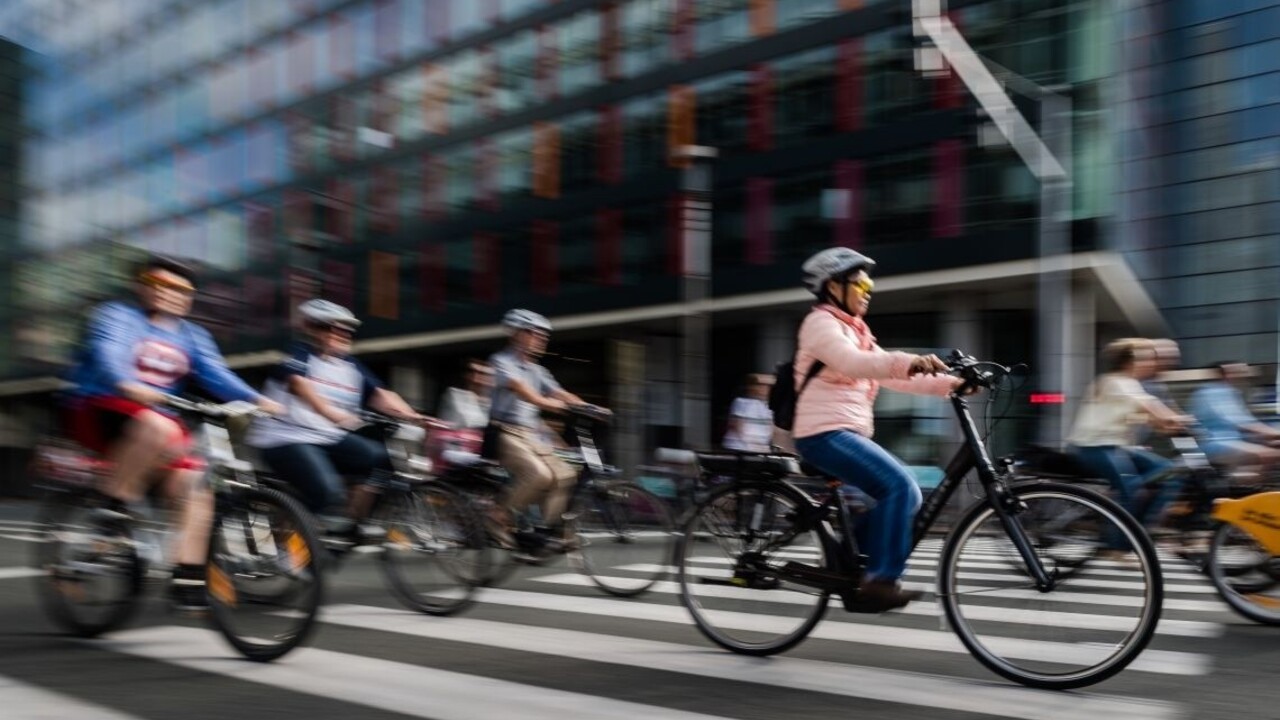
[
  {"xmin": 330, "ymin": 12, "xmax": 356, "ymax": 80},
  {"xmin": 833, "ymin": 159, "xmax": 863, "ymax": 249},
  {"xmin": 287, "ymin": 30, "xmax": 315, "ymax": 95},
  {"xmin": 422, "ymin": 154, "xmax": 444, "ymax": 219},
  {"xmin": 374, "ymin": 0, "xmax": 402, "ymax": 62},
  {"xmin": 666, "ymin": 195, "xmax": 684, "ymax": 275},
  {"xmin": 746, "ymin": 178, "xmax": 773, "ymax": 265},
  {"xmin": 323, "ymin": 259, "xmax": 355, "ymax": 310},
  {"xmin": 597, "ymin": 105, "xmax": 622, "ymax": 184},
  {"xmin": 748, "ymin": 64, "xmax": 774, "ymax": 151},
  {"xmin": 473, "ymin": 233, "xmax": 501, "ymax": 304},
  {"xmin": 531, "ymin": 220, "xmax": 559, "ymax": 296},
  {"xmin": 672, "ymin": 0, "xmax": 694, "ymax": 61},
  {"xmin": 371, "ymin": 165, "xmax": 399, "ymax": 234},
  {"xmin": 836, "ymin": 39, "xmax": 863, "ymax": 132},
  {"xmin": 600, "ymin": 2, "xmax": 620, "ymax": 81},
  {"xmin": 420, "ymin": 242, "xmax": 445, "ymax": 312},
  {"xmin": 933, "ymin": 139, "xmax": 963, "ymax": 238},
  {"xmin": 537, "ymin": 25, "xmax": 559, "ymax": 100},
  {"xmin": 596, "ymin": 208, "xmax": 623, "ymax": 286}
]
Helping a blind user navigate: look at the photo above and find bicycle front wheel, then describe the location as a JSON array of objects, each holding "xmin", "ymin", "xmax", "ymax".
[
  {"xmin": 207, "ymin": 486, "xmax": 324, "ymax": 662},
  {"xmin": 574, "ymin": 481, "xmax": 675, "ymax": 597},
  {"xmin": 1206, "ymin": 521, "xmax": 1280, "ymax": 625},
  {"xmin": 676, "ymin": 481, "xmax": 830, "ymax": 656},
  {"xmin": 380, "ymin": 483, "xmax": 488, "ymax": 616},
  {"xmin": 939, "ymin": 481, "xmax": 1162, "ymax": 689}
]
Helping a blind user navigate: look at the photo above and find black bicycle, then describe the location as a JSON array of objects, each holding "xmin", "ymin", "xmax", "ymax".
[
  {"xmin": 34, "ymin": 397, "xmax": 325, "ymax": 662},
  {"xmin": 674, "ymin": 352, "xmax": 1163, "ymax": 690},
  {"xmin": 439, "ymin": 404, "xmax": 675, "ymax": 597},
  {"xmin": 335, "ymin": 411, "xmax": 490, "ymax": 617}
]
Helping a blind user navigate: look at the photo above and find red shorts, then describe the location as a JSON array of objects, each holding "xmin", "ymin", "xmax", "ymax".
[{"xmin": 65, "ymin": 395, "xmax": 202, "ymax": 472}]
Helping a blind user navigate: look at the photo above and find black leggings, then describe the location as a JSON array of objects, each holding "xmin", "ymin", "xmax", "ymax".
[{"xmin": 260, "ymin": 433, "xmax": 391, "ymax": 514}]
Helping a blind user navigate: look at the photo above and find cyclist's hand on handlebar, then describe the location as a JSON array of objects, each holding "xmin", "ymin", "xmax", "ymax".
[
  {"xmin": 909, "ymin": 354, "xmax": 950, "ymax": 376},
  {"xmin": 256, "ymin": 397, "xmax": 286, "ymax": 416},
  {"xmin": 333, "ymin": 411, "xmax": 364, "ymax": 430}
]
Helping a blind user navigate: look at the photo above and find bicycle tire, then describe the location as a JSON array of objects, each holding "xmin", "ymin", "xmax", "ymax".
[
  {"xmin": 207, "ymin": 486, "xmax": 325, "ymax": 662},
  {"xmin": 1206, "ymin": 521, "xmax": 1280, "ymax": 625},
  {"xmin": 676, "ymin": 480, "xmax": 830, "ymax": 657},
  {"xmin": 939, "ymin": 481, "xmax": 1163, "ymax": 689},
  {"xmin": 576, "ymin": 482, "xmax": 675, "ymax": 597},
  {"xmin": 34, "ymin": 490, "xmax": 144, "ymax": 638},
  {"xmin": 380, "ymin": 483, "xmax": 488, "ymax": 616}
]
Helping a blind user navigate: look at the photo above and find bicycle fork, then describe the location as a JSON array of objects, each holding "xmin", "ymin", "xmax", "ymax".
[{"xmin": 988, "ymin": 483, "xmax": 1056, "ymax": 592}]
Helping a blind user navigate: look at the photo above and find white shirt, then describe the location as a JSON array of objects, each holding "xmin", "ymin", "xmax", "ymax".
[
  {"xmin": 438, "ymin": 387, "xmax": 490, "ymax": 429},
  {"xmin": 247, "ymin": 345, "xmax": 379, "ymax": 448},
  {"xmin": 1067, "ymin": 373, "xmax": 1156, "ymax": 448},
  {"xmin": 723, "ymin": 397, "xmax": 775, "ymax": 452}
]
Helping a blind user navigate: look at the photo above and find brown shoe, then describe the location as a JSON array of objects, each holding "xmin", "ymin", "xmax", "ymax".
[{"xmin": 845, "ymin": 578, "xmax": 921, "ymax": 613}]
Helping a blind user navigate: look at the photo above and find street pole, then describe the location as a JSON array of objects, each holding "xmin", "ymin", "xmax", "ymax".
[{"xmin": 675, "ymin": 145, "xmax": 718, "ymax": 450}]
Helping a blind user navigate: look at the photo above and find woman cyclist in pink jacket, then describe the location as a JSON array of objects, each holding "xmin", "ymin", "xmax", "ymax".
[{"xmin": 793, "ymin": 247, "xmax": 961, "ymax": 612}]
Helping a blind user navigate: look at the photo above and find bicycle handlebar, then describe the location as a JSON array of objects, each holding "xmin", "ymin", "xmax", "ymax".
[
  {"xmin": 164, "ymin": 396, "xmax": 268, "ymax": 420},
  {"xmin": 945, "ymin": 350, "xmax": 1013, "ymax": 392}
]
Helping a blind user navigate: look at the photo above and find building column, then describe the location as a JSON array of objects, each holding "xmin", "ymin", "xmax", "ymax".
[
  {"xmin": 757, "ymin": 312, "xmax": 799, "ymax": 373},
  {"xmin": 939, "ymin": 293, "xmax": 983, "ymax": 451},
  {"xmin": 1064, "ymin": 282, "xmax": 1097, "ymax": 443},
  {"xmin": 610, "ymin": 338, "xmax": 646, "ymax": 481},
  {"xmin": 390, "ymin": 362, "xmax": 429, "ymax": 412}
]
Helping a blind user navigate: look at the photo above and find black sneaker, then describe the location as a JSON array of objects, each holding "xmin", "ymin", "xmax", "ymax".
[{"xmin": 169, "ymin": 565, "xmax": 209, "ymax": 613}]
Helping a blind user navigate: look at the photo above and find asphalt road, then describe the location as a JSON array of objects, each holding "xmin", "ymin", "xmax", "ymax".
[{"xmin": 0, "ymin": 500, "xmax": 1276, "ymax": 720}]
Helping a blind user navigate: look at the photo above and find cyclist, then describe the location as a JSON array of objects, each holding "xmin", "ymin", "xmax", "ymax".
[
  {"xmin": 1189, "ymin": 361, "xmax": 1280, "ymax": 471},
  {"xmin": 791, "ymin": 247, "xmax": 961, "ymax": 612},
  {"xmin": 64, "ymin": 255, "xmax": 282, "ymax": 611},
  {"xmin": 723, "ymin": 373, "xmax": 776, "ymax": 453},
  {"xmin": 1067, "ymin": 338, "xmax": 1189, "ymax": 533},
  {"xmin": 438, "ymin": 358, "xmax": 493, "ymax": 430},
  {"xmin": 487, "ymin": 309, "xmax": 605, "ymax": 550},
  {"xmin": 245, "ymin": 300, "xmax": 430, "ymax": 544}
]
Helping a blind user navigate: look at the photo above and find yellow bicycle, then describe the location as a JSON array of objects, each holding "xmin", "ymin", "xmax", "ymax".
[{"xmin": 1206, "ymin": 491, "xmax": 1280, "ymax": 624}]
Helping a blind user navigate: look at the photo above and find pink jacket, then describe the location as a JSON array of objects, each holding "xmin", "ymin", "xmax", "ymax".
[{"xmin": 793, "ymin": 305, "xmax": 958, "ymax": 440}]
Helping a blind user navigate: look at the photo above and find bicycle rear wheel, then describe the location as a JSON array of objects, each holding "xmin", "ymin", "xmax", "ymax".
[
  {"xmin": 574, "ymin": 481, "xmax": 675, "ymax": 597},
  {"xmin": 940, "ymin": 481, "xmax": 1162, "ymax": 689},
  {"xmin": 34, "ymin": 491, "xmax": 144, "ymax": 638},
  {"xmin": 380, "ymin": 482, "xmax": 488, "ymax": 616},
  {"xmin": 1206, "ymin": 521, "xmax": 1280, "ymax": 625},
  {"xmin": 676, "ymin": 481, "xmax": 830, "ymax": 656},
  {"xmin": 207, "ymin": 486, "xmax": 324, "ymax": 662}
]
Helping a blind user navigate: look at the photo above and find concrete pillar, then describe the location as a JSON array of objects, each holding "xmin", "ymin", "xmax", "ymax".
[
  {"xmin": 610, "ymin": 338, "xmax": 646, "ymax": 481},
  {"xmin": 1064, "ymin": 282, "xmax": 1097, "ymax": 444},
  {"xmin": 939, "ymin": 293, "xmax": 982, "ymax": 452},
  {"xmin": 390, "ymin": 362, "xmax": 428, "ymax": 411}
]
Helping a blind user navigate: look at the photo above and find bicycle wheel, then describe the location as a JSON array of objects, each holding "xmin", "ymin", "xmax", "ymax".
[
  {"xmin": 574, "ymin": 481, "xmax": 675, "ymax": 597},
  {"xmin": 34, "ymin": 491, "xmax": 144, "ymax": 638},
  {"xmin": 993, "ymin": 479, "xmax": 1104, "ymax": 581},
  {"xmin": 1206, "ymin": 522, "xmax": 1280, "ymax": 625},
  {"xmin": 677, "ymin": 481, "xmax": 830, "ymax": 656},
  {"xmin": 380, "ymin": 483, "xmax": 489, "ymax": 616},
  {"xmin": 940, "ymin": 481, "xmax": 1162, "ymax": 689},
  {"xmin": 207, "ymin": 486, "xmax": 324, "ymax": 662}
]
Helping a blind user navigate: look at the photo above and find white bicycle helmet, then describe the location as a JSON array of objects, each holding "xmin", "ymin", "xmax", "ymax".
[
  {"xmin": 801, "ymin": 247, "xmax": 876, "ymax": 295},
  {"xmin": 501, "ymin": 308, "xmax": 552, "ymax": 334},
  {"xmin": 298, "ymin": 299, "xmax": 361, "ymax": 329}
]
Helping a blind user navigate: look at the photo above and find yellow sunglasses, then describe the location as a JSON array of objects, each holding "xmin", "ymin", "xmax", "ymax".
[
  {"xmin": 139, "ymin": 272, "xmax": 196, "ymax": 294},
  {"xmin": 849, "ymin": 276, "xmax": 874, "ymax": 295}
]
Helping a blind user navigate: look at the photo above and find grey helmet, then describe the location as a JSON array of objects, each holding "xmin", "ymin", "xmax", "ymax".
[
  {"xmin": 801, "ymin": 247, "xmax": 876, "ymax": 295},
  {"xmin": 298, "ymin": 299, "xmax": 361, "ymax": 329},
  {"xmin": 501, "ymin": 308, "xmax": 552, "ymax": 335}
]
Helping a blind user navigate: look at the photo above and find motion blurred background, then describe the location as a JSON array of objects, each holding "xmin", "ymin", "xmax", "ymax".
[{"xmin": 0, "ymin": 0, "xmax": 1272, "ymax": 494}]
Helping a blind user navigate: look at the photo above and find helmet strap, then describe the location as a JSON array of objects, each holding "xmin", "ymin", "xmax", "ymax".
[{"xmin": 822, "ymin": 276, "xmax": 854, "ymax": 315}]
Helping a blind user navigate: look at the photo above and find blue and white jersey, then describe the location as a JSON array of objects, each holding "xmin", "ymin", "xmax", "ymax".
[{"xmin": 245, "ymin": 342, "xmax": 383, "ymax": 448}]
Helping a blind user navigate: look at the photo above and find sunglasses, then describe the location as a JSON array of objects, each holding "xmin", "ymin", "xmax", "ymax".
[
  {"xmin": 319, "ymin": 324, "xmax": 356, "ymax": 337},
  {"xmin": 848, "ymin": 276, "xmax": 874, "ymax": 296},
  {"xmin": 139, "ymin": 272, "xmax": 196, "ymax": 295}
]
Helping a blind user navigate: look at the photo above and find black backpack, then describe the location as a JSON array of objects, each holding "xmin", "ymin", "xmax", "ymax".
[{"xmin": 768, "ymin": 359, "xmax": 825, "ymax": 431}]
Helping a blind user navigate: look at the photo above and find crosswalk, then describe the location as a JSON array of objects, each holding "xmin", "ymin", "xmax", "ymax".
[{"xmin": 0, "ymin": 531, "xmax": 1235, "ymax": 720}]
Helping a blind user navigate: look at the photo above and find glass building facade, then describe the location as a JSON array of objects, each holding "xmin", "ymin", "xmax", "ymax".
[{"xmin": 9, "ymin": 0, "xmax": 1113, "ymax": 382}]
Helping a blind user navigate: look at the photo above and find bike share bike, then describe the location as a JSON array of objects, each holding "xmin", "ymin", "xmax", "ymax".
[
  {"xmin": 32, "ymin": 397, "xmax": 324, "ymax": 662},
  {"xmin": 1204, "ymin": 485, "xmax": 1280, "ymax": 624},
  {"xmin": 435, "ymin": 403, "xmax": 675, "ymax": 597},
  {"xmin": 674, "ymin": 351, "xmax": 1164, "ymax": 689}
]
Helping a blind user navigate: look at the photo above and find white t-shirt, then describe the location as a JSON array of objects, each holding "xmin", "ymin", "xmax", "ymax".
[
  {"xmin": 246, "ymin": 344, "xmax": 381, "ymax": 448},
  {"xmin": 1067, "ymin": 373, "xmax": 1156, "ymax": 448},
  {"xmin": 723, "ymin": 397, "xmax": 775, "ymax": 452},
  {"xmin": 438, "ymin": 387, "xmax": 490, "ymax": 429}
]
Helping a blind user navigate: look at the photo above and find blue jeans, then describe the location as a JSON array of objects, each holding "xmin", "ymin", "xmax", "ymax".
[
  {"xmin": 796, "ymin": 430, "xmax": 922, "ymax": 581},
  {"xmin": 1070, "ymin": 445, "xmax": 1177, "ymax": 528},
  {"xmin": 260, "ymin": 433, "xmax": 392, "ymax": 514}
]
